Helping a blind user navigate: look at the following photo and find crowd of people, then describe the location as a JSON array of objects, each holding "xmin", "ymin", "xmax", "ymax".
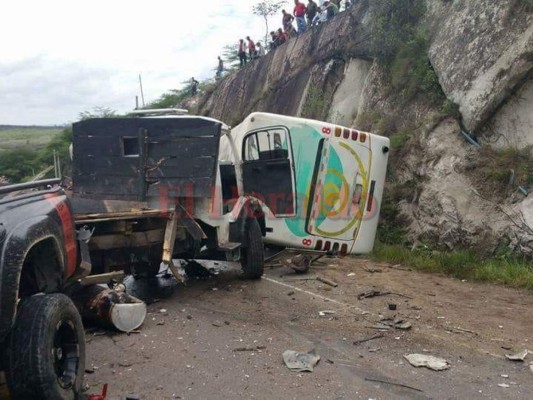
[{"xmin": 222, "ymin": 0, "xmax": 354, "ymax": 74}]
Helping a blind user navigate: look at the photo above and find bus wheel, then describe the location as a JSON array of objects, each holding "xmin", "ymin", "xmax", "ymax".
[
  {"xmin": 240, "ymin": 218, "xmax": 264, "ymax": 279},
  {"xmin": 6, "ymin": 293, "xmax": 85, "ymax": 400}
]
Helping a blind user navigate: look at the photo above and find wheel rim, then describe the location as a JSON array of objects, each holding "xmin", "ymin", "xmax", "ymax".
[{"xmin": 53, "ymin": 320, "xmax": 79, "ymax": 389}]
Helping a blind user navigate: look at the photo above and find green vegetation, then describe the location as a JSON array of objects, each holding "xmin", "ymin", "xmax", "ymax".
[
  {"xmin": 0, "ymin": 127, "xmax": 62, "ymax": 151},
  {"xmin": 0, "ymin": 128, "xmax": 72, "ymax": 183},
  {"xmin": 467, "ymin": 145, "xmax": 533, "ymax": 198},
  {"xmin": 389, "ymin": 131, "xmax": 412, "ymax": 151},
  {"xmin": 370, "ymin": 0, "xmax": 448, "ymax": 107},
  {"xmin": 372, "ymin": 242, "xmax": 533, "ymax": 290},
  {"xmin": 301, "ymin": 85, "xmax": 326, "ymax": 120}
]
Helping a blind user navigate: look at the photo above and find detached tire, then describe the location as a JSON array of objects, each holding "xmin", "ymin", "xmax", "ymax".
[
  {"xmin": 6, "ymin": 293, "xmax": 85, "ymax": 400},
  {"xmin": 240, "ymin": 218, "xmax": 265, "ymax": 279}
]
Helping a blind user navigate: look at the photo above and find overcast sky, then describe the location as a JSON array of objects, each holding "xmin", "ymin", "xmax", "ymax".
[{"xmin": 0, "ymin": 0, "xmax": 289, "ymax": 125}]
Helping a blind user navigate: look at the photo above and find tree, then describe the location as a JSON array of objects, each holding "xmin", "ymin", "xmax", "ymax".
[
  {"xmin": 252, "ymin": 0, "xmax": 286, "ymax": 46},
  {"xmin": 221, "ymin": 43, "xmax": 241, "ymax": 71},
  {"xmin": 78, "ymin": 106, "xmax": 118, "ymax": 121}
]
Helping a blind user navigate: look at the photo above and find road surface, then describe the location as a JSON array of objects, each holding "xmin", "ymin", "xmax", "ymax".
[{"xmin": 84, "ymin": 257, "xmax": 533, "ymax": 399}]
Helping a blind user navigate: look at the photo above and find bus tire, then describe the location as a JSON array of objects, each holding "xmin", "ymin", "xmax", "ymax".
[
  {"xmin": 240, "ymin": 218, "xmax": 264, "ymax": 279},
  {"xmin": 5, "ymin": 293, "xmax": 85, "ymax": 400}
]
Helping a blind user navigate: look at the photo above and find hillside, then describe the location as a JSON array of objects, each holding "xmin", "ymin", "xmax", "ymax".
[{"xmin": 186, "ymin": 0, "xmax": 533, "ymax": 257}]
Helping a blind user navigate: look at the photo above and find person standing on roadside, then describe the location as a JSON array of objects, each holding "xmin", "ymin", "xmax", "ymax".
[
  {"xmin": 246, "ymin": 36, "xmax": 256, "ymax": 60},
  {"xmin": 281, "ymin": 9, "xmax": 295, "ymax": 32},
  {"xmin": 306, "ymin": 0, "xmax": 318, "ymax": 26},
  {"xmin": 216, "ymin": 56, "xmax": 223, "ymax": 79},
  {"xmin": 190, "ymin": 77, "xmax": 199, "ymax": 95},
  {"xmin": 293, "ymin": 0, "xmax": 307, "ymax": 35},
  {"xmin": 256, "ymin": 42, "xmax": 266, "ymax": 57},
  {"xmin": 325, "ymin": 1, "xmax": 339, "ymax": 20},
  {"xmin": 238, "ymin": 39, "xmax": 247, "ymax": 67}
]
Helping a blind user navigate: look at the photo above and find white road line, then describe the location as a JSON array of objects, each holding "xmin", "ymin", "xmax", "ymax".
[{"xmin": 262, "ymin": 276, "xmax": 368, "ymax": 314}]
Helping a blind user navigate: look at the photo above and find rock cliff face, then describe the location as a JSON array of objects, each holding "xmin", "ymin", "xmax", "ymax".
[{"xmin": 190, "ymin": 0, "xmax": 533, "ymax": 255}]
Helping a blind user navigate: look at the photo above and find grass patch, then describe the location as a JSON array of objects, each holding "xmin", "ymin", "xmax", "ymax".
[
  {"xmin": 301, "ymin": 85, "xmax": 326, "ymax": 120},
  {"xmin": 389, "ymin": 131, "xmax": 412, "ymax": 151},
  {"xmin": 372, "ymin": 242, "xmax": 533, "ymax": 290},
  {"xmin": 466, "ymin": 145, "xmax": 533, "ymax": 199},
  {"xmin": 0, "ymin": 127, "xmax": 61, "ymax": 150}
]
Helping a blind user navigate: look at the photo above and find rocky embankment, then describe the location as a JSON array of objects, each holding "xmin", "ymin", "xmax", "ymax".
[{"xmin": 188, "ymin": 0, "xmax": 533, "ymax": 256}]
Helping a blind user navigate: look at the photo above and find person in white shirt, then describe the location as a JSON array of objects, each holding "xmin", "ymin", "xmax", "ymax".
[
  {"xmin": 256, "ymin": 42, "xmax": 266, "ymax": 57},
  {"xmin": 312, "ymin": 6, "xmax": 327, "ymax": 25}
]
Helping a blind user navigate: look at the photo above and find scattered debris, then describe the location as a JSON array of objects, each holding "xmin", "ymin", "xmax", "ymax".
[
  {"xmin": 233, "ymin": 345, "xmax": 266, "ymax": 352},
  {"xmin": 72, "ymin": 285, "xmax": 146, "ymax": 333},
  {"xmin": 366, "ymin": 323, "xmax": 392, "ymax": 331},
  {"xmin": 318, "ymin": 310, "xmax": 336, "ymax": 317},
  {"xmin": 378, "ymin": 317, "xmax": 412, "ymax": 331},
  {"xmin": 159, "ymin": 309, "xmax": 168, "ymax": 314},
  {"xmin": 501, "ymin": 374, "xmax": 509, "ymax": 378},
  {"xmin": 317, "ymin": 276, "xmax": 338, "ymax": 287},
  {"xmin": 505, "ymin": 350, "xmax": 528, "ymax": 361},
  {"xmin": 87, "ymin": 384, "xmax": 108, "ymax": 400},
  {"xmin": 364, "ymin": 377, "xmax": 423, "ymax": 393},
  {"xmin": 353, "ymin": 334, "xmax": 384, "ymax": 346},
  {"xmin": 498, "ymin": 383, "xmax": 510, "ymax": 388},
  {"xmin": 530, "ymin": 364, "xmax": 533, "ymax": 374},
  {"xmin": 388, "ymin": 303, "xmax": 397, "ymax": 311},
  {"xmin": 453, "ymin": 326, "xmax": 477, "ymax": 335},
  {"xmin": 287, "ymin": 291, "xmax": 295, "ymax": 296},
  {"xmin": 118, "ymin": 361, "xmax": 133, "ymax": 368},
  {"xmin": 362, "ymin": 267, "xmax": 383, "ymax": 273},
  {"xmin": 404, "ymin": 354, "xmax": 450, "ymax": 371},
  {"xmin": 282, "ymin": 350, "xmax": 321, "ymax": 372},
  {"xmin": 347, "ymin": 273, "xmax": 356, "ymax": 277},
  {"xmin": 357, "ymin": 289, "xmax": 413, "ymax": 300}
]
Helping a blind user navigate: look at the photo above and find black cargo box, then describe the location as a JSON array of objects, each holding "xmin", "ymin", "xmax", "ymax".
[{"xmin": 72, "ymin": 117, "xmax": 222, "ymax": 201}]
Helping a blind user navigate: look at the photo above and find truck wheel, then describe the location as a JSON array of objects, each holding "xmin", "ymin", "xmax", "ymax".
[
  {"xmin": 5, "ymin": 293, "xmax": 85, "ymax": 400},
  {"xmin": 240, "ymin": 218, "xmax": 265, "ymax": 279}
]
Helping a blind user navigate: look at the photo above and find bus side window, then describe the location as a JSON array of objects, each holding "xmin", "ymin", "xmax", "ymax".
[{"xmin": 245, "ymin": 134, "xmax": 259, "ymax": 160}]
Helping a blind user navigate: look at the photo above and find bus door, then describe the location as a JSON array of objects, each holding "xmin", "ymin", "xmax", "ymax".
[
  {"xmin": 306, "ymin": 137, "xmax": 372, "ymax": 241},
  {"xmin": 242, "ymin": 127, "xmax": 296, "ymax": 216}
]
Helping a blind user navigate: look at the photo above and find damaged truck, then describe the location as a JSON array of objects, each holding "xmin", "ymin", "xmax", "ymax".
[{"xmin": 0, "ymin": 113, "xmax": 266, "ymax": 399}]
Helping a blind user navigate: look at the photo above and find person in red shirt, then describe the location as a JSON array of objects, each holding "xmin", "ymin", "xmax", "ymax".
[
  {"xmin": 246, "ymin": 36, "xmax": 257, "ymax": 59},
  {"xmin": 277, "ymin": 28, "xmax": 287, "ymax": 45},
  {"xmin": 238, "ymin": 39, "xmax": 247, "ymax": 67},
  {"xmin": 293, "ymin": 0, "xmax": 307, "ymax": 35}
]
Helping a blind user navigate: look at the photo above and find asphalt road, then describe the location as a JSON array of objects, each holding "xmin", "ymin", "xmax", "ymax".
[{"xmin": 84, "ymin": 257, "xmax": 533, "ymax": 399}]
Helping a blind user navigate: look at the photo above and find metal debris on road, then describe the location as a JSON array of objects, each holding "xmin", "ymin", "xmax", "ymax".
[
  {"xmin": 362, "ymin": 267, "xmax": 383, "ymax": 273},
  {"xmin": 317, "ymin": 276, "xmax": 338, "ymax": 287},
  {"xmin": 505, "ymin": 350, "xmax": 528, "ymax": 361},
  {"xmin": 364, "ymin": 377, "xmax": 423, "ymax": 393},
  {"xmin": 353, "ymin": 334, "xmax": 384, "ymax": 346},
  {"xmin": 378, "ymin": 317, "xmax": 412, "ymax": 331},
  {"xmin": 282, "ymin": 350, "xmax": 321, "ymax": 372},
  {"xmin": 404, "ymin": 354, "xmax": 450, "ymax": 371},
  {"xmin": 357, "ymin": 289, "xmax": 413, "ymax": 300},
  {"xmin": 233, "ymin": 345, "xmax": 266, "ymax": 352},
  {"xmin": 318, "ymin": 310, "xmax": 336, "ymax": 317},
  {"xmin": 72, "ymin": 285, "xmax": 147, "ymax": 333}
]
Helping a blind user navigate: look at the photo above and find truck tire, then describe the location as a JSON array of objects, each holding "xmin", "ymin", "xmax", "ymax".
[
  {"xmin": 240, "ymin": 218, "xmax": 265, "ymax": 279},
  {"xmin": 5, "ymin": 293, "xmax": 85, "ymax": 400}
]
